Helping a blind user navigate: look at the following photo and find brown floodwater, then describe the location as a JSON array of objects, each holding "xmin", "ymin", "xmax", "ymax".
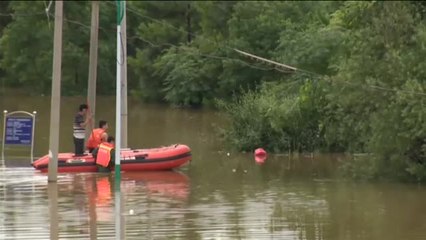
[{"xmin": 1, "ymin": 96, "xmax": 426, "ymax": 240}]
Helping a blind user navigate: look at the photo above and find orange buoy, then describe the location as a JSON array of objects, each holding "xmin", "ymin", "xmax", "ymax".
[{"xmin": 254, "ymin": 148, "xmax": 267, "ymax": 164}]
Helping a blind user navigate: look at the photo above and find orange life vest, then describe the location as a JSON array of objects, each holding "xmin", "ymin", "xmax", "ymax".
[
  {"xmin": 86, "ymin": 128, "xmax": 106, "ymax": 149},
  {"xmin": 96, "ymin": 142, "xmax": 114, "ymax": 168}
]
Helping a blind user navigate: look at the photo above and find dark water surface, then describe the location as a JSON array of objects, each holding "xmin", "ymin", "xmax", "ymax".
[{"xmin": 1, "ymin": 96, "xmax": 426, "ymax": 239}]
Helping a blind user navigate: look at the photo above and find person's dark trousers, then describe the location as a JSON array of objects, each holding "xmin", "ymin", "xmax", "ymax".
[
  {"xmin": 73, "ymin": 137, "xmax": 85, "ymax": 156},
  {"xmin": 97, "ymin": 165, "xmax": 111, "ymax": 173}
]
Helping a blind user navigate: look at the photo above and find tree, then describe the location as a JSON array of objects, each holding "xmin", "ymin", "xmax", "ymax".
[
  {"xmin": 127, "ymin": 1, "xmax": 193, "ymax": 102},
  {"xmin": 325, "ymin": 1, "xmax": 426, "ymax": 180}
]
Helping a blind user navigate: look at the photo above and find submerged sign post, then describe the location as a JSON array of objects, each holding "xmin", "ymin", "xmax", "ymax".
[{"xmin": 2, "ymin": 110, "xmax": 37, "ymax": 162}]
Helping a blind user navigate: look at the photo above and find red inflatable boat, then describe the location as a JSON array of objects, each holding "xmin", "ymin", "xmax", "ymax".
[{"xmin": 32, "ymin": 144, "xmax": 191, "ymax": 173}]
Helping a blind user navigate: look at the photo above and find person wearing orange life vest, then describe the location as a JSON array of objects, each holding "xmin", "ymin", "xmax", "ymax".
[
  {"xmin": 92, "ymin": 136, "xmax": 115, "ymax": 173},
  {"xmin": 86, "ymin": 120, "xmax": 109, "ymax": 153}
]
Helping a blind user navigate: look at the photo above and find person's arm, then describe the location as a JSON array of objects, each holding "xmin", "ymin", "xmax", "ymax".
[
  {"xmin": 80, "ymin": 114, "xmax": 92, "ymax": 127},
  {"xmin": 101, "ymin": 132, "xmax": 108, "ymax": 142}
]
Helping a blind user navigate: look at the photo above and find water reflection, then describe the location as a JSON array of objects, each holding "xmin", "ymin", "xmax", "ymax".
[
  {"xmin": 0, "ymin": 168, "xmax": 191, "ymax": 239},
  {"xmin": 60, "ymin": 171, "xmax": 191, "ymax": 239},
  {"xmin": 1, "ymin": 162, "xmax": 426, "ymax": 239},
  {"xmin": 48, "ymin": 182, "xmax": 58, "ymax": 240}
]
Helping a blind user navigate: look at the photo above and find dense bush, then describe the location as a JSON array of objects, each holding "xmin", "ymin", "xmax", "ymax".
[{"xmin": 218, "ymin": 78, "xmax": 328, "ymax": 153}]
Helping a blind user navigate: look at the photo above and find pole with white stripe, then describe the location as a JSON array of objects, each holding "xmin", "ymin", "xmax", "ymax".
[{"xmin": 115, "ymin": 0, "xmax": 124, "ymax": 180}]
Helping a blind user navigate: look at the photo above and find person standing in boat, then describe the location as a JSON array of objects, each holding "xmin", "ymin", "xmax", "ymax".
[
  {"xmin": 73, "ymin": 104, "xmax": 91, "ymax": 156},
  {"xmin": 86, "ymin": 120, "xmax": 109, "ymax": 153},
  {"xmin": 92, "ymin": 136, "xmax": 115, "ymax": 173}
]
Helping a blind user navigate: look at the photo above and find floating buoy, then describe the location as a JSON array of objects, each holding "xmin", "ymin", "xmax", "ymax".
[{"xmin": 254, "ymin": 148, "xmax": 267, "ymax": 164}]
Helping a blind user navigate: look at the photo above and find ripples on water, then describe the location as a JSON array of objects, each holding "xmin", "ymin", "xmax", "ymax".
[
  {"xmin": 2, "ymin": 154, "xmax": 426, "ymax": 240},
  {"xmin": 0, "ymin": 161, "xmax": 331, "ymax": 240}
]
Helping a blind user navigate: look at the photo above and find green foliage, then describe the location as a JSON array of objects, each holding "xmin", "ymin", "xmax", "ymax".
[
  {"xmin": 1, "ymin": 2, "xmax": 54, "ymax": 94},
  {"xmin": 216, "ymin": 1, "xmax": 426, "ymax": 181},
  {"xmin": 218, "ymin": 77, "xmax": 328, "ymax": 153},
  {"xmin": 154, "ymin": 46, "xmax": 220, "ymax": 106},
  {"xmin": 127, "ymin": 1, "xmax": 192, "ymax": 102},
  {"xmin": 322, "ymin": 1, "xmax": 426, "ymax": 180},
  {"xmin": 0, "ymin": 1, "xmax": 118, "ymax": 96}
]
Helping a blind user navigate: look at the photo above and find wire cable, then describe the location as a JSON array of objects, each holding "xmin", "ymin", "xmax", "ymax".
[
  {"xmin": 44, "ymin": 0, "xmax": 53, "ymax": 29},
  {"xmin": 0, "ymin": 12, "xmax": 45, "ymax": 17}
]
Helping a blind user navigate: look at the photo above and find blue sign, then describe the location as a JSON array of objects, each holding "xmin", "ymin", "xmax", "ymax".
[{"xmin": 4, "ymin": 117, "xmax": 33, "ymax": 145}]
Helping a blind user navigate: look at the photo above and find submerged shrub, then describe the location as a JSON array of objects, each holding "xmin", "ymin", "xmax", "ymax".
[{"xmin": 217, "ymin": 80, "xmax": 326, "ymax": 153}]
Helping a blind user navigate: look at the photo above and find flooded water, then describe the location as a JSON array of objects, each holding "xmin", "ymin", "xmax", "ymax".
[{"xmin": 1, "ymin": 96, "xmax": 426, "ymax": 239}]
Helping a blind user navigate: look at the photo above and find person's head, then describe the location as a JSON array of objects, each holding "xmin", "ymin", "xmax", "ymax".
[
  {"xmin": 79, "ymin": 104, "xmax": 89, "ymax": 115},
  {"xmin": 99, "ymin": 120, "xmax": 108, "ymax": 129},
  {"xmin": 107, "ymin": 136, "xmax": 115, "ymax": 144}
]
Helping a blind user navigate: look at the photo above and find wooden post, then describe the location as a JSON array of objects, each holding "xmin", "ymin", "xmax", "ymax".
[
  {"xmin": 86, "ymin": 1, "xmax": 100, "ymax": 139},
  {"xmin": 48, "ymin": 0, "xmax": 63, "ymax": 182}
]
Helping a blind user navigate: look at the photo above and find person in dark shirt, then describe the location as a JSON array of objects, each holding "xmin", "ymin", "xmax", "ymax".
[{"xmin": 73, "ymin": 104, "xmax": 91, "ymax": 156}]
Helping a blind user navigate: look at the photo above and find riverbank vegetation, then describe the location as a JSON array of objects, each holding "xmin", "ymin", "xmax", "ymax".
[{"xmin": 0, "ymin": 1, "xmax": 425, "ymax": 181}]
